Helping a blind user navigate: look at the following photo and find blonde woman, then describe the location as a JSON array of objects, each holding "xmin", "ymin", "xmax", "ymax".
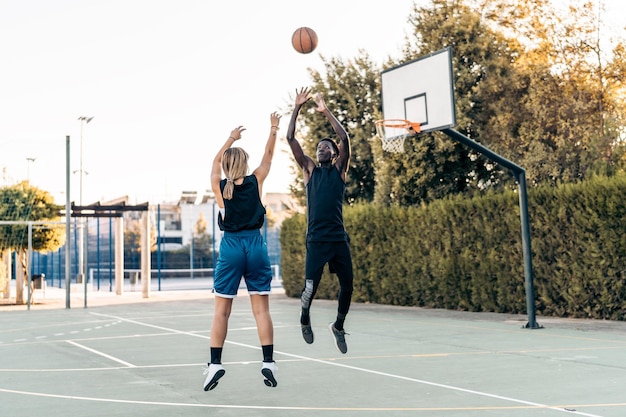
[{"xmin": 203, "ymin": 111, "xmax": 281, "ymax": 391}]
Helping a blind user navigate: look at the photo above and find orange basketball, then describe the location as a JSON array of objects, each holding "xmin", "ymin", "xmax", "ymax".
[{"xmin": 291, "ymin": 27, "xmax": 318, "ymax": 54}]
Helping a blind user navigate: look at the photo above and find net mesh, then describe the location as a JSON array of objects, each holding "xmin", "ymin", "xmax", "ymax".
[
  {"xmin": 380, "ymin": 136, "xmax": 407, "ymax": 153},
  {"xmin": 375, "ymin": 120, "xmax": 419, "ymax": 153}
]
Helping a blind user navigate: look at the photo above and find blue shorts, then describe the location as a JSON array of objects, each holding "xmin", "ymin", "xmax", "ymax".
[{"xmin": 213, "ymin": 229, "xmax": 273, "ymax": 298}]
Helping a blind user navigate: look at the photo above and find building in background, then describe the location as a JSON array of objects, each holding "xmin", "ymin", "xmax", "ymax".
[
  {"xmin": 29, "ymin": 190, "xmax": 300, "ymax": 288},
  {"xmin": 155, "ymin": 190, "xmax": 300, "ymax": 248},
  {"xmin": 157, "ymin": 190, "xmax": 219, "ymax": 251}
]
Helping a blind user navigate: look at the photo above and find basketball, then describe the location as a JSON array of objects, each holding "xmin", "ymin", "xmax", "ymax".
[{"xmin": 292, "ymin": 27, "xmax": 318, "ymax": 54}]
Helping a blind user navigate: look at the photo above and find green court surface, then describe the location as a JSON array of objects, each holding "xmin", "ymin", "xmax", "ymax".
[{"xmin": 1, "ymin": 288, "xmax": 625, "ymax": 417}]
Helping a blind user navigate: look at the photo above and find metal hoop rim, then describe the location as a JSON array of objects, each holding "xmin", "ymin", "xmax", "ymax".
[
  {"xmin": 375, "ymin": 119, "xmax": 421, "ymax": 133},
  {"xmin": 375, "ymin": 119, "xmax": 411, "ymax": 128}
]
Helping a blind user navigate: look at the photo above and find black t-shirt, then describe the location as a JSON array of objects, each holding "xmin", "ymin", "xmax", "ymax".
[
  {"xmin": 305, "ymin": 166, "xmax": 348, "ymax": 242},
  {"xmin": 218, "ymin": 175, "xmax": 266, "ymax": 232}
]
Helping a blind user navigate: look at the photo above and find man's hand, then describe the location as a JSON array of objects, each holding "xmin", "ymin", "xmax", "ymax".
[
  {"xmin": 295, "ymin": 87, "xmax": 312, "ymax": 107},
  {"xmin": 313, "ymin": 93, "xmax": 327, "ymax": 112}
]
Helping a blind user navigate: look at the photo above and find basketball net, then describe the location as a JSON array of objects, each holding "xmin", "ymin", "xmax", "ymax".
[{"xmin": 374, "ymin": 119, "xmax": 421, "ymax": 153}]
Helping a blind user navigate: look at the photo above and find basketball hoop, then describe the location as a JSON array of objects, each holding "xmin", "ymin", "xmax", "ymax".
[{"xmin": 374, "ymin": 119, "xmax": 421, "ymax": 153}]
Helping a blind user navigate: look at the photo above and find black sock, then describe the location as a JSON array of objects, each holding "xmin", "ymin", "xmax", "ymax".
[
  {"xmin": 210, "ymin": 347, "xmax": 223, "ymax": 365},
  {"xmin": 262, "ymin": 344, "xmax": 274, "ymax": 363},
  {"xmin": 334, "ymin": 314, "xmax": 346, "ymax": 331},
  {"xmin": 300, "ymin": 308, "xmax": 310, "ymax": 325}
]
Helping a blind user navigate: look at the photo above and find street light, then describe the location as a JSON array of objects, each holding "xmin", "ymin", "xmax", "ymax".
[
  {"xmin": 77, "ymin": 116, "xmax": 94, "ymax": 205},
  {"xmin": 76, "ymin": 116, "xmax": 93, "ymax": 286},
  {"xmin": 26, "ymin": 157, "xmax": 36, "ymax": 182}
]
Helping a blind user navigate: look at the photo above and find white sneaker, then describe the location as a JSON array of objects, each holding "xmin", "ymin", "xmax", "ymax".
[
  {"xmin": 261, "ymin": 362, "xmax": 278, "ymax": 387},
  {"xmin": 202, "ymin": 364, "xmax": 225, "ymax": 391}
]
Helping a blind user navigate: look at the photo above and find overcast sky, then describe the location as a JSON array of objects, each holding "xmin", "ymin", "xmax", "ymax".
[{"xmin": 1, "ymin": 0, "xmax": 623, "ymax": 205}]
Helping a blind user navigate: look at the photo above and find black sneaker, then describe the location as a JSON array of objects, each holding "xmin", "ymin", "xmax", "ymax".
[
  {"xmin": 328, "ymin": 323, "xmax": 348, "ymax": 354},
  {"xmin": 301, "ymin": 323, "xmax": 314, "ymax": 344}
]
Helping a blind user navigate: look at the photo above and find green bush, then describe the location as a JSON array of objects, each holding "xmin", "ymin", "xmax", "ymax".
[{"xmin": 280, "ymin": 174, "xmax": 626, "ymax": 320}]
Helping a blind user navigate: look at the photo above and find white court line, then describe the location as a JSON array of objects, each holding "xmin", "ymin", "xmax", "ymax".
[
  {"xmin": 0, "ymin": 387, "xmax": 623, "ymax": 412},
  {"xmin": 90, "ymin": 312, "xmax": 607, "ymax": 417},
  {"xmin": 66, "ymin": 340, "xmax": 136, "ymax": 368}
]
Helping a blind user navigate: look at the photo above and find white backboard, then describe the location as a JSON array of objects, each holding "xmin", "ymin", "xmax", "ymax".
[{"xmin": 380, "ymin": 47, "xmax": 456, "ymax": 136}]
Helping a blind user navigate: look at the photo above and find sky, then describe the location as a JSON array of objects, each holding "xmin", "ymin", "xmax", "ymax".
[{"xmin": 1, "ymin": 0, "xmax": 624, "ymax": 206}]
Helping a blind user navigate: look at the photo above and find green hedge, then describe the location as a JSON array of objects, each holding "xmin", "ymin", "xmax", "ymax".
[{"xmin": 280, "ymin": 175, "xmax": 626, "ymax": 320}]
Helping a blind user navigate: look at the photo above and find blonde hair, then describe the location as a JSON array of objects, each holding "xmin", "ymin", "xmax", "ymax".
[{"xmin": 221, "ymin": 147, "xmax": 249, "ymax": 200}]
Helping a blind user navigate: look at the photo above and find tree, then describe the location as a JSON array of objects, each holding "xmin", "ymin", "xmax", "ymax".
[
  {"xmin": 0, "ymin": 182, "xmax": 64, "ymax": 304},
  {"xmin": 123, "ymin": 215, "xmax": 157, "ymax": 270},
  {"xmin": 123, "ymin": 219, "xmax": 142, "ymax": 270},
  {"xmin": 191, "ymin": 213, "xmax": 214, "ymax": 269},
  {"xmin": 467, "ymin": 0, "xmax": 626, "ymax": 184}
]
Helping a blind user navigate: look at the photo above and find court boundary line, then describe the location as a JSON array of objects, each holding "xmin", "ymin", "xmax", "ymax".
[
  {"xmin": 0, "ymin": 309, "xmax": 620, "ymax": 415},
  {"xmin": 83, "ymin": 312, "xmax": 609, "ymax": 417},
  {"xmin": 0, "ymin": 386, "xmax": 624, "ymax": 413},
  {"xmin": 66, "ymin": 340, "xmax": 136, "ymax": 367}
]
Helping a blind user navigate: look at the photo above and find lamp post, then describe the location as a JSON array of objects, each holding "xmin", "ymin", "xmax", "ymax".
[
  {"xmin": 26, "ymin": 157, "xmax": 36, "ymax": 182},
  {"xmin": 76, "ymin": 116, "xmax": 93, "ymax": 285},
  {"xmin": 77, "ymin": 116, "xmax": 94, "ymax": 206}
]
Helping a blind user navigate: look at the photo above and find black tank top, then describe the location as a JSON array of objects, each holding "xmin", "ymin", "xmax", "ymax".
[
  {"xmin": 218, "ymin": 175, "xmax": 266, "ymax": 232},
  {"xmin": 306, "ymin": 166, "xmax": 348, "ymax": 242}
]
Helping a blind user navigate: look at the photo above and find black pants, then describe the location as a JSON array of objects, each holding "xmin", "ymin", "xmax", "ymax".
[{"xmin": 301, "ymin": 240, "xmax": 353, "ymax": 317}]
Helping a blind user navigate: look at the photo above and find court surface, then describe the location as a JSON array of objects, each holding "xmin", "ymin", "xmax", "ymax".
[{"xmin": 1, "ymin": 287, "xmax": 626, "ymax": 417}]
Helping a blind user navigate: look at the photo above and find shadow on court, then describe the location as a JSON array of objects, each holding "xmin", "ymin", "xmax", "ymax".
[{"xmin": 1, "ymin": 288, "xmax": 625, "ymax": 417}]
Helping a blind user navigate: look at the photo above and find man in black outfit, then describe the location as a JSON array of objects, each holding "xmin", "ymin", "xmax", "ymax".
[{"xmin": 286, "ymin": 87, "xmax": 353, "ymax": 354}]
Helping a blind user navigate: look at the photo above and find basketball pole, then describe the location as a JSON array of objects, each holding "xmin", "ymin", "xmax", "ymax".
[{"xmin": 442, "ymin": 128, "xmax": 541, "ymax": 329}]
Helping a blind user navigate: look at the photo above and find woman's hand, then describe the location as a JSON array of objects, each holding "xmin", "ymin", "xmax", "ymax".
[{"xmin": 229, "ymin": 126, "xmax": 246, "ymax": 141}]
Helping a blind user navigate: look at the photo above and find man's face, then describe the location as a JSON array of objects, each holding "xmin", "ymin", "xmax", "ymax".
[{"xmin": 317, "ymin": 140, "xmax": 336, "ymax": 163}]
